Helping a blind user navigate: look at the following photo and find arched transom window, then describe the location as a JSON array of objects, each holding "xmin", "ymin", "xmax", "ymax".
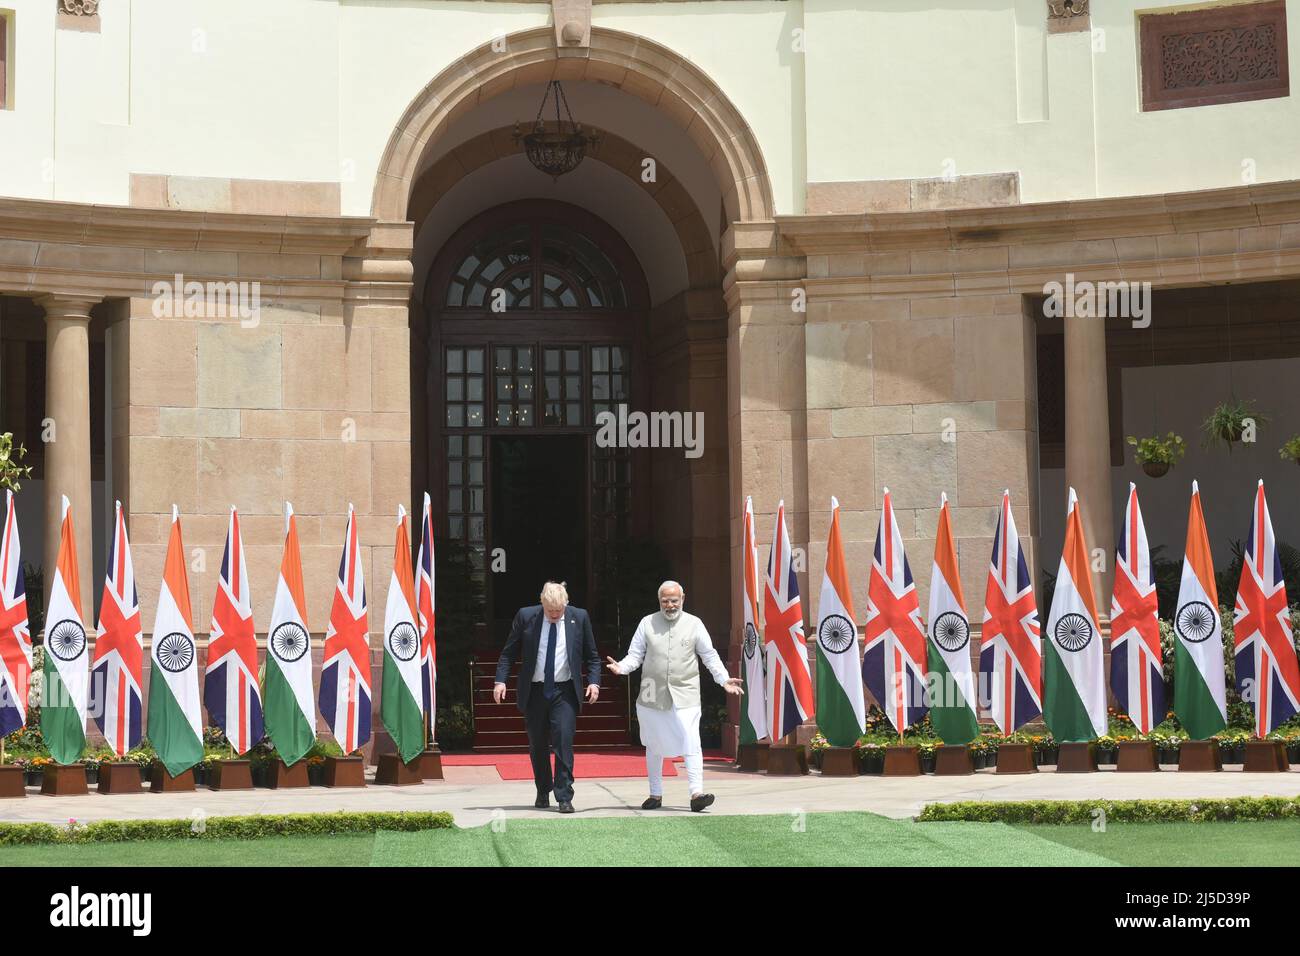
[{"xmin": 445, "ymin": 222, "xmax": 628, "ymax": 310}]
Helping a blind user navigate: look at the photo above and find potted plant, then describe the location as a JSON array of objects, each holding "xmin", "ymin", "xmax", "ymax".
[
  {"xmin": 917, "ymin": 740, "xmax": 937, "ymax": 774},
  {"xmin": 1126, "ymin": 432, "xmax": 1186, "ymax": 478},
  {"xmin": 809, "ymin": 732, "xmax": 829, "ymax": 771},
  {"xmin": 27, "ymin": 755, "xmax": 51, "ymax": 787},
  {"xmin": 856, "ymin": 739, "xmax": 885, "ymax": 775},
  {"xmin": 1094, "ymin": 734, "xmax": 1118, "ymax": 765},
  {"xmin": 1202, "ymin": 399, "xmax": 1266, "ymax": 452},
  {"xmin": 1279, "ymin": 436, "xmax": 1300, "ymax": 466}
]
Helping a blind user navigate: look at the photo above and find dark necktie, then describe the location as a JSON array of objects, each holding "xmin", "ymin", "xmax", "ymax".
[{"xmin": 543, "ymin": 621, "xmax": 557, "ymax": 700}]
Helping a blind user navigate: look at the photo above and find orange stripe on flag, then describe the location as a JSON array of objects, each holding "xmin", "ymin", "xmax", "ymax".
[
  {"xmin": 825, "ymin": 503, "xmax": 855, "ymax": 619},
  {"xmin": 1062, "ymin": 496, "xmax": 1100, "ymax": 624},
  {"xmin": 394, "ymin": 513, "xmax": 418, "ymax": 620},
  {"xmin": 1185, "ymin": 488, "xmax": 1219, "ymax": 604},
  {"xmin": 163, "ymin": 514, "xmax": 194, "ymax": 631},
  {"xmin": 934, "ymin": 498, "xmax": 965, "ymax": 609}
]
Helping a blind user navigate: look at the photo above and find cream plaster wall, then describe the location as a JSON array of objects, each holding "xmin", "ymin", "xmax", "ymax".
[{"xmin": 5, "ymin": 0, "xmax": 1298, "ymax": 218}]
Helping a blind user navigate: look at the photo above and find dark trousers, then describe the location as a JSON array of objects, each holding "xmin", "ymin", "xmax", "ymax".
[{"xmin": 525, "ymin": 681, "xmax": 577, "ymax": 802}]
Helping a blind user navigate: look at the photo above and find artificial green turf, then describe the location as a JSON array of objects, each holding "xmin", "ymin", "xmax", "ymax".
[
  {"xmin": 1016, "ymin": 820, "xmax": 1300, "ymax": 867},
  {"xmin": 0, "ymin": 832, "xmax": 377, "ymax": 867},
  {"xmin": 3, "ymin": 814, "xmax": 1297, "ymax": 867}
]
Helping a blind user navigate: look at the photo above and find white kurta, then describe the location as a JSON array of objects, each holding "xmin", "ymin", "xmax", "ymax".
[{"xmin": 617, "ymin": 614, "xmax": 730, "ymax": 758}]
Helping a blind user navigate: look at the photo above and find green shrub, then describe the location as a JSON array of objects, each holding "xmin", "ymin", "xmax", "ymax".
[
  {"xmin": 0, "ymin": 810, "xmax": 453, "ymax": 846},
  {"xmin": 917, "ymin": 796, "xmax": 1300, "ymax": 825}
]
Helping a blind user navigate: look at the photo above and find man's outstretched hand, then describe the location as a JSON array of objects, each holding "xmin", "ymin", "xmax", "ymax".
[
  {"xmin": 605, "ymin": 655, "xmax": 623, "ymax": 675},
  {"xmin": 722, "ymin": 677, "xmax": 744, "ymax": 696},
  {"xmin": 585, "ymin": 684, "xmax": 600, "ymax": 704}
]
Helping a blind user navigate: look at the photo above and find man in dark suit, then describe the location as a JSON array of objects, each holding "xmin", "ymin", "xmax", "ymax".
[{"xmin": 494, "ymin": 581, "xmax": 601, "ymax": 813}]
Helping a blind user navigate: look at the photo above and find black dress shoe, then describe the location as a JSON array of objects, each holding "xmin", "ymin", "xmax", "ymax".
[
  {"xmin": 557, "ymin": 800, "xmax": 575, "ymax": 814},
  {"xmin": 689, "ymin": 793, "xmax": 715, "ymax": 813},
  {"xmin": 534, "ymin": 793, "xmax": 550, "ymax": 809},
  {"xmin": 641, "ymin": 796, "xmax": 663, "ymax": 810}
]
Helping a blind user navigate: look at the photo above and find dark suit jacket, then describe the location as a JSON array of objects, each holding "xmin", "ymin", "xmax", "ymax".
[{"xmin": 495, "ymin": 605, "xmax": 601, "ymax": 714}]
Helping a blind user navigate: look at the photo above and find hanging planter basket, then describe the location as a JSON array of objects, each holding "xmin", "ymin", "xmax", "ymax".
[
  {"xmin": 1127, "ymin": 432, "xmax": 1184, "ymax": 478},
  {"xmin": 1141, "ymin": 461, "xmax": 1170, "ymax": 478}
]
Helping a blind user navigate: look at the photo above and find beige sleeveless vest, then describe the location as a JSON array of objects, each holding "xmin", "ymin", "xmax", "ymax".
[{"xmin": 638, "ymin": 611, "xmax": 704, "ymax": 711}]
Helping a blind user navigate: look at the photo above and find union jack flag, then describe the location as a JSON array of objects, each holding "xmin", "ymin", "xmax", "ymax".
[
  {"xmin": 979, "ymin": 490, "xmax": 1042, "ymax": 736},
  {"xmin": 862, "ymin": 488, "xmax": 928, "ymax": 733},
  {"xmin": 205, "ymin": 507, "xmax": 263, "ymax": 754},
  {"xmin": 416, "ymin": 492, "xmax": 437, "ymax": 729},
  {"xmin": 90, "ymin": 501, "xmax": 143, "ymax": 755},
  {"xmin": 0, "ymin": 491, "xmax": 30, "ymax": 738},
  {"xmin": 1233, "ymin": 480, "xmax": 1300, "ymax": 737},
  {"xmin": 319, "ymin": 504, "xmax": 372, "ymax": 753},
  {"xmin": 1110, "ymin": 484, "xmax": 1163, "ymax": 734},
  {"xmin": 763, "ymin": 500, "xmax": 813, "ymax": 740}
]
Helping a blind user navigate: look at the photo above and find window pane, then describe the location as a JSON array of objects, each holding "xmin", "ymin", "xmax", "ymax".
[
  {"xmin": 466, "ymin": 378, "xmax": 484, "ymax": 401},
  {"xmin": 545, "ymin": 376, "xmax": 561, "ymax": 400},
  {"xmin": 446, "ymin": 405, "xmax": 464, "ymax": 427},
  {"xmin": 448, "ymin": 489, "xmax": 463, "ymax": 513},
  {"xmin": 446, "ymin": 378, "xmax": 464, "ymax": 401},
  {"xmin": 469, "ymin": 517, "xmax": 485, "ymax": 542},
  {"xmin": 611, "ymin": 374, "xmax": 626, "ymax": 400},
  {"xmin": 517, "ymin": 377, "xmax": 534, "ymax": 400},
  {"xmin": 544, "ymin": 349, "xmax": 561, "ymax": 372},
  {"xmin": 467, "ymin": 404, "xmax": 485, "ymax": 427},
  {"xmin": 495, "ymin": 347, "xmax": 512, "ymax": 373},
  {"xmin": 468, "ymin": 461, "xmax": 484, "ymax": 484},
  {"xmin": 446, "ymin": 349, "xmax": 464, "ymax": 374},
  {"xmin": 592, "ymin": 375, "xmax": 609, "ymax": 401},
  {"xmin": 565, "ymin": 375, "xmax": 581, "ymax": 396},
  {"xmin": 447, "ymin": 435, "xmax": 463, "ymax": 457},
  {"xmin": 567, "ymin": 403, "xmax": 582, "ymax": 426},
  {"xmin": 468, "ymin": 435, "xmax": 483, "ymax": 456},
  {"xmin": 592, "ymin": 347, "xmax": 609, "ymax": 372},
  {"xmin": 611, "ymin": 347, "xmax": 627, "ymax": 371},
  {"xmin": 565, "ymin": 349, "xmax": 580, "ymax": 370},
  {"xmin": 449, "ymin": 516, "xmax": 465, "ymax": 539},
  {"xmin": 496, "ymin": 378, "xmax": 514, "ymax": 401},
  {"xmin": 469, "ymin": 489, "xmax": 485, "ymax": 512},
  {"xmin": 466, "ymin": 349, "xmax": 484, "ymax": 373},
  {"xmin": 448, "ymin": 462, "xmax": 462, "ymax": 485},
  {"xmin": 516, "ymin": 347, "xmax": 533, "ymax": 372},
  {"xmin": 545, "ymin": 403, "xmax": 562, "ymax": 426},
  {"xmin": 496, "ymin": 406, "xmax": 513, "ymax": 427}
]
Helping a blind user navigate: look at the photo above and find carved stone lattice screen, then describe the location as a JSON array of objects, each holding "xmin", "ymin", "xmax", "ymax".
[{"xmin": 1139, "ymin": 0, "xmax": 1289, "ymax": 111}]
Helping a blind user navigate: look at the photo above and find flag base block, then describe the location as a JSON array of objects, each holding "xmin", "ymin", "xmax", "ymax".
[
  {"xmin": 1116, "ymin": 740, "xmax": 1159, "ymax": 772},
  {"xmin": 208, "ymin": 760, "xmax": 254, "ymax": 791},
  {"xmin": 934, "ymin": 745, "xmax": 974, "ymax": 776},
  {"xmin": 1243, "ymin": 739, "xmax": 1290, "ymax": 772},
  {"xmin": 736, "ymin": 742, "xmax": 769, "ymax": 772},
  {"xmin": 1055, "ymin": 742, "xmax": 1097, "ymax": 772},
  {"xmin": 0, "ymin": 765, "xmax": 25, "ymax": 798},
  {"xmin": 267, "ymin": 759, "xmax": 310, "ymax": 789},
  {"xmin": 1177, "ymin": 740, "xmax": 1222, "ymax": 772},
  {"xmin": 375, "ymin": 753, "xmax": 422, "ymax": 785},
  {"xmin": 98, "ymin": 762, "xmax": 143, "ymax": 794},
  {"xmin": 819, "ymin": 747, "xmax": 858, "ymax": 776},
  {"xmin": 883, "ymin": 745, "xmax": 921, "ymax": 776},
  {"xmin": 995, "ymin": 743, "xmax": 1037, "ymax": 774},
  {"xmin": 417, "ymin": 747, "xmax": 444, "ymax": 780},
  {"xmin": 150, "ymin": 762, "xmax": 196, "ymax": 792},
  {"xmin": 41, "ymin": 763, "xmax": 88, "ymax": 796},
  {"xmin": 764, "ymin": 744, "xmax": 809, "ymax": 776},
  {"xmin": 323, "ymin": 756, "xmax": 366, "ymax": 787}
]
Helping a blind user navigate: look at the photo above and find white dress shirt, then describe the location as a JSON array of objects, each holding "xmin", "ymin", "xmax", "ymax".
[{"xmin": 532, "ymin": 614, "xmax": 571, "ymax": 683}]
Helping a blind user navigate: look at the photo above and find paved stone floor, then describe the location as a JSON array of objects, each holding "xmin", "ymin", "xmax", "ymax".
[{"xmin": 5, "ymin": 763, "xmax": 1300, "ymax": 828}]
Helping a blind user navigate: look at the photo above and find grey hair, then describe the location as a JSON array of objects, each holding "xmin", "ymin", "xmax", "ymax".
[
  {"xmin": 658, "ymin": 580, "xmax": 685, "ymax": 598},
  {"xmin": 540, "ymin": 581, "xmax": 569, "ymax": 608}
]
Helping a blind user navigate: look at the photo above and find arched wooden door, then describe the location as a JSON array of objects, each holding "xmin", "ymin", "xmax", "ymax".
[{"xmin": 419, "ymin": 200, "xmax": 651, "ymax": 747}]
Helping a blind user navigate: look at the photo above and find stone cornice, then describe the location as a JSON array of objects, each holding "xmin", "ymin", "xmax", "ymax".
[
  {"xmin": 769, "ymin": 180, "xmax": 1300, "ymax": 257},
  {"xmin": 0, "ymin": 197, "xmax": 376, "ymax": 256}
]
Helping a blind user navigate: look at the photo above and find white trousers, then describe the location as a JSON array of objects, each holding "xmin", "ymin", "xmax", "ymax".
[{"xmin": 638, "ymin": 702, "xmax": 704, "ymax": 796}]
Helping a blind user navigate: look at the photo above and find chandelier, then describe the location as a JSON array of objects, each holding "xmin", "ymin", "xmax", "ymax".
[{"xmin": 514, "ymin": 81, "xmax": 600, "ymax": 180}]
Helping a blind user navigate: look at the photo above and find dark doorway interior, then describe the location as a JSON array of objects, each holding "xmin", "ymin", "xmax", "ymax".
[{"xmin": 490, "ymin": 434, "xmax": 588, "ymax": 624}]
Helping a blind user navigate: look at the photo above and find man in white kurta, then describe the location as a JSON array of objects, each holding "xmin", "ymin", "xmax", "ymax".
[{"xmin": 606, "ymin": 581, "xmax": 742, "ymax": 812}]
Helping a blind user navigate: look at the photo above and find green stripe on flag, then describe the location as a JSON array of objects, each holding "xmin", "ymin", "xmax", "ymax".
[
  {"xmin": 739, "ymin": 680, "xmax": 758, "ymax": 745},
  {"xmin": 381, "ymin": 652, "xmax": 426, "ymax": 763},
  {"xmin": 1042, "ymin": 639, "xmax": 1096, "ymax": 743},
  {"xmin": 1173, "ymin": 639, "xmax": 1228, "ymax": 740},
  {"xmin": 814, "ymin": 650, "xmax": 861, "ymax": 748},
  {"xmin": 40, "ymin": 662, "xmax": 85, "ymax": 766},
  {"xmin": 263, "ymin": 655, "xmax": 316, "ymax": 766},
  {"xmin": 147, "ymin": 673, "xmax": 203, "ymax": 778},
  {"xmin": 926, "ymin": 644, "xmax": 979, "ymax": 745}
]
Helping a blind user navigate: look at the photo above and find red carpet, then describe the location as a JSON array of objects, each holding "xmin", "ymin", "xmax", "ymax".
[{"xmin": 441, "ymin": 749, "xmax": 728, "ymax": 780}]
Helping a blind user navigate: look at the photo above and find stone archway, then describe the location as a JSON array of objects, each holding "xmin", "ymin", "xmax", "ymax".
[{"xmin": 371, "ymin": 26, "xmax": 775, "ymax": 228}]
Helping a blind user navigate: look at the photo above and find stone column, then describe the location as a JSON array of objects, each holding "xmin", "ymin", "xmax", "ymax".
[
  {"xmin": 1063, "ymin": 312, "xmax": 1114, "ymax": 615},
  {"xmin": 37, "ymin": 293, "xmax": 99, "ymax": 620}
]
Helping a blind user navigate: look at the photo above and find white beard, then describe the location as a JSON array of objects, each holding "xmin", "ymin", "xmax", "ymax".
[{"xmin": 662, "ymin": 608, "xmax": 682, "ymax": 622}]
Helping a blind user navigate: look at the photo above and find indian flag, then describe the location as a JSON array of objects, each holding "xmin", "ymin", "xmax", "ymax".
[
  {"xmin": 814, "ymin": 497, "xmax": 865, "ymax": 747},
  {"xmin": 1042, "ymin": 488, "xmax": 1107, "ymax": 742},
  {"xmin": 147, "ymin": 506, "xmax": 203, "ymax": 777},
  {"xmin": 739, "ymin": 496, "xmax": 767, "ymax": 744},
  {"xmin": 380, "ymin": 506, "xmax": 425, "ymax": 763},
  {"xmin": 41, "ymin": 496, "xmax": 89, "ymax": 765},
  {"xmin": 926, "ymin": 493, "xmax": 979, "ymax": 745},
  {"xmin": 263, "ymin": 503, "xmax": 317, "ymax": 766},
  {"xmin": 1173, "ymin": 481, "xmax": 1228, "ymax": 739}
]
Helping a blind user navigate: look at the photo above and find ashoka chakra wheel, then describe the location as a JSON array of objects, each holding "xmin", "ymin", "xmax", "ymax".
[
  {"xmin": 817, "ymin": 613, "xmax": 856, "ymax": 654},
  {"xmin": 387, "ymin": 621, "xmax": 419, "ymax": 662},
  {"xmin": 1054, "ymin": 612, "xmax": 1093, "ymax": 652},
  {"xmin": 270, "ymin": 621, "xmax": 310, "ymax": 662},
  {"xmin": 1176, "ymin": 600, "xmax": 1217, "ymax": 643},
  {"xmin": 931, "ymin": 611, "xmax": 970, "ymax": 653},
  {"xmin": 743, "ymin": 622, "xmax": 758, "ymax": 659},
  {"xmin": 156, "ymin": 632, "xmax": 195, "ymax": 673},
  {"xmin": 46, "ymin": 619, "xmax": 87, "ymax": 662}
]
